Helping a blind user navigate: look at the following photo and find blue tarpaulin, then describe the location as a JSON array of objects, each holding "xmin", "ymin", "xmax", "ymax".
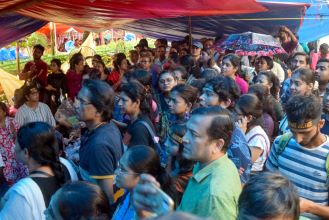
[{"xmin": 260, "ymin": 0, "xmax": 329, "ymax": 42}]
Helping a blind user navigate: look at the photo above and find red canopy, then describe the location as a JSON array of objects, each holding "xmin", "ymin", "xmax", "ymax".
[
  {"xmin": 37, "ymin": 23, "xmax": 83, "ymax": 37},
  {"xmin": 0, "ymin": 0, "xmax": 267, "ymax": 31}
]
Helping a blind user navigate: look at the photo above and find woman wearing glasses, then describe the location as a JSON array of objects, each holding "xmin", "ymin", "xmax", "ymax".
[{"xmin": 112, "ymin": 145, "xmax": 175, "ymax": 220}]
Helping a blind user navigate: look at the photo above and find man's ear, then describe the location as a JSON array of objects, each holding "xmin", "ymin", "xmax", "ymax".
[
  {"xmin": 213, "ymin": 138, "xmax": 225, "ymax": 153},
  {"xmin": 318, "ymin": 119, "xmax": 325, "ymax": 129},
  {"xmin": 220, "ymin": 99, "xmax": 232, "ymax": 109}
]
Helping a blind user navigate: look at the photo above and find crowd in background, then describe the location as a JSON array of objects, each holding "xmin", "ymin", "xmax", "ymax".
[{"xmin": 0, "ymin": 25, "xmax": 328, "ymax": 219}]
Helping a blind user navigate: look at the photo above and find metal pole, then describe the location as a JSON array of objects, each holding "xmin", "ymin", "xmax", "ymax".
[
  {"xmin": 189, "ymin": 16, "xmax": 192, "ymax": 48},
  {"xmin": 50, "ymin": 22, "xmax": 55, "ymax": 56},
  {"xmin": 16, "ymin": 41, "xmax": 20, "ymax": 74}
]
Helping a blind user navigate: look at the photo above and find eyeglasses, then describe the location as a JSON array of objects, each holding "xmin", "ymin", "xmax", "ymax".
[{"xmin": 115, "ymin": 162, "xmax": 140, "ymax": 176}]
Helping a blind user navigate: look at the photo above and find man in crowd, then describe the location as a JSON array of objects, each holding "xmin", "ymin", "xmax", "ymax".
[
  {"xmin": 77, "ymin": 79, "xmax": 123, "ymax": 204},
  {"xmin": 19, "ymin": 44, "xmax": 48, "ymax": 99},
  {"xmin": 311, "ymin": 43, "xmax": 329, "ymax": 71},
  {"xmin": 15, "ymin": 82, "xmax": 55, "ymax": 127},
  {"xmin": 191, "ymin": 41, "xmax": 203, "ymax": 62},
  {"xmin": 266, "ymin": 95, "xmax": 329, "ymax": 219},
  {"xmin": 315, "ymin": 58, "xmax": 329, "ymax": 97},
  {"xmin": 133, "ymin": 107, "xmax": 241, "ymax": 219}
]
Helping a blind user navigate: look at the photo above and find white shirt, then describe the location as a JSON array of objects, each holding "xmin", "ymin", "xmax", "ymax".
[
  {"xmin": 15, "ymin": 102, "xmax": 56, "ymax": 127},
  {"xmin": 245, "ymin": 126, "xmax": 270, "ymax": 171}
]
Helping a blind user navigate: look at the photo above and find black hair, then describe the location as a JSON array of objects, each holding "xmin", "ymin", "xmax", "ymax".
[
  {"xmin": 131, "ymin": 69, "xmax": 152, "ymax": 87},
  {"xmin": 0, "ymin": 101, "xmax": 9, "ymax": 116},
  {"xmin": 23, "ymin": 81, "xmax": 40, "ymax": 98},
  {"xmin": 171, "ymin": 84, "xmax": 199, "ymax": 109},
  {"xmin": 205, "ymin": 76, "xmax": 241, "ymax": 110},
  {"xmin": 201, "ymin": 68, "xmax": 218, "ymax": 80},
  {"xmin": 191, "ymin": 106, "xmax": 234, "ymax": 152},
  {"xmin": 236, "ymin": 94, "xmax": 263, "ymax": 129},
  {"xmin": 121, "ymin": 80, "xmax": 153, "ymax": 121},
  {"xmin": 257, "ymin": 56, "xmax": 274, "ymax": 69},
  {"xmin": 96, "ymin": 60, "xmax": 110, "ymax": 75},
  {"xmin": 292, "ymin": 67, "xmax": 315, "ymax": 85},
  {"xmin": 93, "ymin": 54, "xmax": 102, "ymax": 62},
  {"xmin": 69, "ymin": 52, "xmax": 84, "ymax": 71},
  {"xmin": 51, "ymin": 58, "xmax": 64, "ymax": 74},
  {"xmin": 249, "ymin": 84, "xmax": 278, "ymax": 136},
  {"xmin": 317, "ymin": 58, "xmax": 329, "ymax": 66},
  {"xmin": 34, "ymin": 44, "xmax": 45, "ymax": 53},
  {"xmin": 82, "ymin": 79, "xmax": 115, "ymax": 121},
  {"xmin": 179, "ymin": 54, "xmax": 195, "ymax": 75},
  {"xmin": 237, "ymin": 172, "xmax": 299, "ymax": 220},
  {"xmin": 57, "ymin": 181, "xmax": 110, "ymax": 219},
  {"xmin": 285, "ymin": 94, "xmax": 322, "ymax": 124},
  {"xmin": 113, "ymin": 53, "xmax": 127, "ymax": 71},
  {"xmin": 126, "ymin": 145, "xmax": 176, "ymax": 202},
  {"xmin": 173, "ymin": 66, "xmax": 188, "ymax": 81},
  {"xmin": 222, "ymin": 53, "xmax": 241, "ymax": 75},
  {"xmin": 17, "ymin": 122, "xmax": 64, "ymax": 184},
  {"xmin": 257, "ymin": 71, "xmax": 280, "ymax": 98}
]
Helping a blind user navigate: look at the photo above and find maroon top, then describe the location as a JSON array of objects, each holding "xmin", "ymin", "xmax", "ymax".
[
  {"xmin": 66, "ymin": 69, "xmax": 82, "ymax": 100},
  {"xmin": 21, "ymin": 60, "xmax": 48, "ymax": 86}
]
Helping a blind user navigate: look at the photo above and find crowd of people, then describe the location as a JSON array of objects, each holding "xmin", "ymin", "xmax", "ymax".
[{"xmin": 0, "ymin": 25, "xmax": 328, "ymax": 219}]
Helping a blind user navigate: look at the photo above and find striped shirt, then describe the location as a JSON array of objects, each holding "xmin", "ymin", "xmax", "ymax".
[
  {"xmin": 15, "ymin": 103, "xmax": 56, "ymax": 127},
  {"xmin": 266, "ymin": 135, "xmax": 329, "ymax": 219}
]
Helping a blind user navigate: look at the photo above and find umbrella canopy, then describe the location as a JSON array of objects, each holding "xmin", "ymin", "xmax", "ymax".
[{"xmin": 216, "ymin": 32, "xmax": 286, "ymax": 56}]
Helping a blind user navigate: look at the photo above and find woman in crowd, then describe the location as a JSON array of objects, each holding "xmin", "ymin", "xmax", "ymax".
[
  {"xmin": 96, "ymin": 60, "xmax": 110, "ymax": 81},
  {"xmin": 0, "ymin": 102, "xmax": 27, "ymax": 186},
  {"xmin": 221, "ymin": 54, "xmax": 249, "ymax": 94},
  {"xmin": 168, "ymin": 84, "xmax": 199, "ymax": 124},
  {"xmin": 112, "ymin": 145, "xmax": 175, "ymax": 220},
  {"xmin": 163, "ymin": 123, "xmax": 194, "ymax": 204},
  {"xmin": 248, "ymin": 84, "xmax": 279, "ymax": 141},
  {"xmin": 0, "ymin": 122, "xmax": 64, "ymax": 220},
  {"xmin": 66, "ymin": 53, "xmax": 84, "ymax": 100},
  {"xmin": 108, "ymin": 53, "xmax": 129, "ymax": 91},
  {"xmin": 255, "ymin": 71, "xmax": 283, "ymax": 121},
  {"xmin": 255, "ymin": 56, "xmax": 274, "ymax": 74},
  {"xmin": 45, "ymin": 181, "xmax": 110, "ymax": 219},
  {"xmin": 119, "ymin": 80, "xmax": 156, "ymax": 149},
  {"xmin": 45, "ymin": 58, "xmax": 68, "ymax": 114},
  {"xmin": 155, "ymin": 71, "xmax": 178, "ymax": 140},
  {"xmin": 235, "ymin": 94, "xmax": 270, "ymax": 173}
]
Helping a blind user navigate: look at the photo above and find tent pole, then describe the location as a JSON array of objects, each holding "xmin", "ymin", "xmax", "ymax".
[
  {"xmin": 188, "ymin": 16, "xmax": 192, "ymax": 48},
  {"xmin": 16, "ymin": 41, "xmax": 20, "ymax": 75},
  {"xmin": 50, "ymin": 22, "xmax": 55, "ymax": 56}
]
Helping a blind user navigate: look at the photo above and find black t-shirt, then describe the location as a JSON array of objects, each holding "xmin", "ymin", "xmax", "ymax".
[
  {"xmin": 79, "ymin": 121, "xmax": 124, "ymax": 180},
  {"xmin": 31, "ymin": 176, "xmax": 61, "ymax": 207},
  {"xmin": 127, "ymin": 115, "xmax": 156, "ymax": 149}
]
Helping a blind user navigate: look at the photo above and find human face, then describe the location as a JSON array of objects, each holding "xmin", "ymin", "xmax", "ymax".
[
  {"xmin": 156, "ymin": 47, "xmax": 166, "ymax": 60},
  {"xmin": 315, "ymin": 62, "xmax": 329, "ymax": 84},
  {"xmin": 164, "ymin": 136, "xmax": 180, "ymax": 156},
  {"xmin": 75, "ymin": 60, "xmax": 84, "ymax": 73},
  {"xmin": 76, "ymin": 87, "xmax": 98, "ymax": 122},
  {"xmin": 290, "ymin": 124, "xmax": 321, "ymax": 147},
  {"xmin": 26, "ymin": 89, "xmax": 40, "ymax": 103},
  {"xmin": 256, "ymin": 74, "xmax": 272, "ymax": 90},
  {"xmin": 130, "ymin": 52, "xmax": 139, "ymax": 64},
  {"xmin": 158, "ymin": 73, "xmax": 177, "ymax": 93},
  {"xmin": 50, "ymin": 62, "xmax": 60, "ymax": 73},
  {"xmin": 173, "ymin": 70, "xmax": 185, "ymax": 84},
  {"xmin": 92, "ymin": 58, "xmax": 99, "ymax": 68},
  {"xmin": 255, "ymin": 58, "xmax": 270, "ymax": 72},
  {"xmin": 191, "ymin": 46, "xmax": 201, "ymax": 57},
  {"xmin": 204, "ymin": 40, "xmax": 213, "ymax": 50},
  {"xmin": 96, "ymin": 62, "xmax": 105, "ymax": 74},
  {"xmin": 118, "ymin": 92, "xmax": 139, "ymax": 116},
  {"xmin": 114, "ymin": 153, "xmax": 140, "ymax": 190},
  {"xmin": 140, "ymin": 57, "xmax": 151, "ymax": 71},
  {"xmin": 168, "ymin": 91, "xmax": 189, "ymax": 116},
  {"xmin": 119, "ymin": 59, "xmax": 128, "ymax": 72},
  {"xmin": 182, "ymin": 115, "xmax": 215, "ymax": 162},
  {"xmin": 291, "ymin": 55, "xmax": 307, "ymax": 71},
  {"xmin": 221, "ymin": 58, "xmax": 238, "ymax": 77},
  {"xmin": 290, "ymin": 73, "xmax": 312, "ymax": 96},
  {"xmin": 33, "ymin": 48, "xmax": 43, "ymax": 60},
  {"xmin": 199, "ymin": 84, "xmax": 220, "ymax": 107}
]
